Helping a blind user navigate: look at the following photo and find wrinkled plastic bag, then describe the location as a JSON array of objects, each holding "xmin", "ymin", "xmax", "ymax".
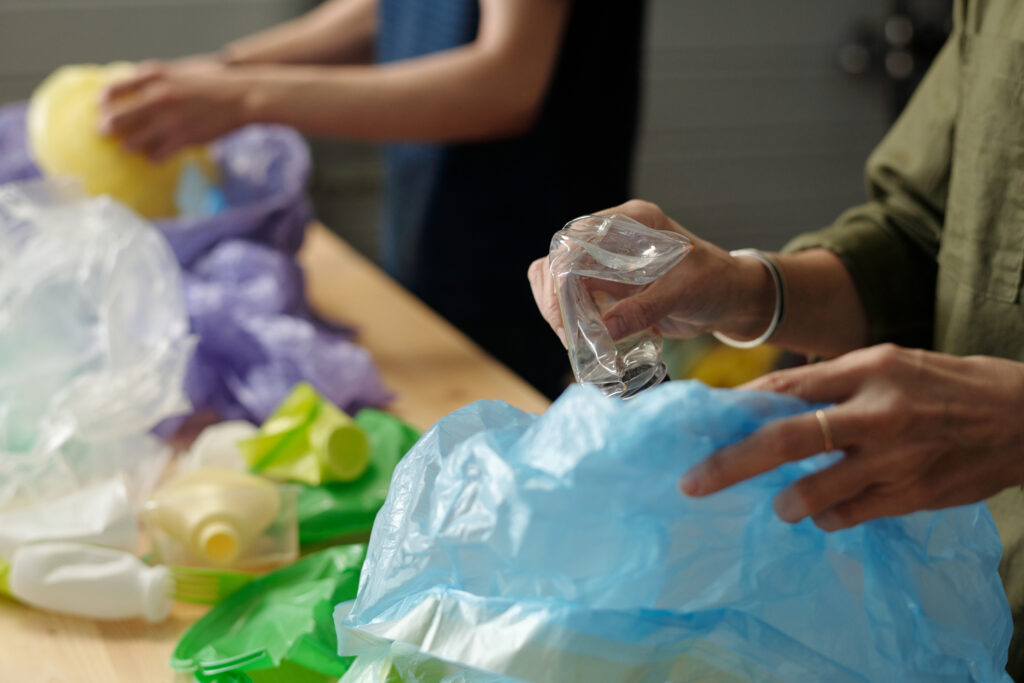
[
  {"xmin": 335, "ymin": 619, "xmax": 510, "ymax": 683},
  {"xmin": 172, "ymin": 544, "xmax": 366, "ymax": 683},
  {"xmin": 2, "ymin": 101, "xmax": 390, "ymax": 429},
  {"xmin": 337, "ymin": 382, "xmax": 1012, "ymax": 683},
  {"xmin": 296, "ymin": 408, "xmax": 420, "ymax": 545},
  {"xmin": 0, "ymin": 102, "xmax": 311, "ymax": 266},
  {"xmin": 0, "ymin": 181, "xmax": 192, "ymax": 509},
  {"xmin": 184, "ymin": 241, "xmax": 391, "ymax": 424}
]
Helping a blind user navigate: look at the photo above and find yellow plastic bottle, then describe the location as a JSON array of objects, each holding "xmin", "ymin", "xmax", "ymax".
[
  {"xmin": 144, "ymin": 467, "xmax": 280, "ymax": 565},
  {"xmin": 27, "ymin": 63, "xmax": 217, "ymax": 219}
]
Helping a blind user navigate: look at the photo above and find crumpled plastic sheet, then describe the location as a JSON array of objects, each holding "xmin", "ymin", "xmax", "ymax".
[
  {"xmin": 337, "ymin": 382, "xmax": 1012, "ymax": 683},
  {"xmin": 0, "ymin": 180, "xmax": 192, "ymax": 510},
  {"xmin": 1, "ymin": 102, "xmax": 391, "ymax": 427},
  {"xmin": 183, "ymin": 240, "xmax": 391, "ymax": 423}
]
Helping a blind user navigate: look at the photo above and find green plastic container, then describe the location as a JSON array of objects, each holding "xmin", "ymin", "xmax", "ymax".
[{"xmin": 171, "ymin": 545, "xmax": 366, "ymax": 683}]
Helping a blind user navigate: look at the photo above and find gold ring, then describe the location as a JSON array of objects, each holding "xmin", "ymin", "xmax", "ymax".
[{"xmin": 815, "ymin": 409, "xmax": 836, "ymax": 452}]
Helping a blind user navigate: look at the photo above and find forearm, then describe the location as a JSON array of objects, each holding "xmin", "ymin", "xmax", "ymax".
[
  {"xmin": 716, "ymin": 247, "xmax": 869, "ymax": 359},
  {"xmin": 239, "ymin": 48, "xmax": 544, "ymax": 140},
  {"xmin": 771, "ymin": 249, "xmax": 869, "ymax": 357},
  {"xmin": 224, "ymin": 0, "xmax": 377, "ymax": 66}
]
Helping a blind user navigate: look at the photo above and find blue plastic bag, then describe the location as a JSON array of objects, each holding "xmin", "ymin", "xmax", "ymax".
[{"xmin": 337, "ymin": 382, "xmax": 1011, "ymax": 682}]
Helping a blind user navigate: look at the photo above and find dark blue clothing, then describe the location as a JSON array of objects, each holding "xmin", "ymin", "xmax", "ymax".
[{"xmin": 378, "ymin": 0, "xmax": 645, "ymax": 398}]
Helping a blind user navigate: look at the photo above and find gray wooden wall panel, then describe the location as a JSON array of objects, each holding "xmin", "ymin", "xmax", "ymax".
[{"xmin": 635, "ymin": 1, "xmax": 893, "ymax": 251}]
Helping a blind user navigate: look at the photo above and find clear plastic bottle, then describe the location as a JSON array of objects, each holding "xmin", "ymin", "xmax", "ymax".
[{"xmin": 549, "ymin": 214, "xmax": 693, "ymax": 398}]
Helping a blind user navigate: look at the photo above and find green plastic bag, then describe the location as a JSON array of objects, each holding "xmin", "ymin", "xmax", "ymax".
[
  {"xmin": 171, "ymin": 545, "xmax": 366, "ymax": 683},
  {"xmin": 296, "ymin": 409, "xmax": 420, "ymax": 545}
]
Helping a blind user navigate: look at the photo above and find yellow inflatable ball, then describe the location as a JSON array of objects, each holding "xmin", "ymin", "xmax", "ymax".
[{"xmin": 28, "ymin": 63, "xmax": 216, "ymax": 219}]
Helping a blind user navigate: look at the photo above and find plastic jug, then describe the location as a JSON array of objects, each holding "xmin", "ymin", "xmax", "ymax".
[
  {"xmin": 8, "ymin": 541, "xmax": 172, "ymax": 622},
  {"xmin": 549, "ymin": 214, "xmax": 692, "ymax": 398},
  {"xmin": 27, "ymin": 63, "xmax": 217, "ymax": 219},
  {"xmin": 144, "ymin": 467, "xmax": 280, "ymax": 565}
]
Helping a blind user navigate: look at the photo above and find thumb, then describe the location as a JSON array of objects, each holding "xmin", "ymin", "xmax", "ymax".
[{"xmin": 602, "ymin": 293, "xmax": 667, "ymax": 341}]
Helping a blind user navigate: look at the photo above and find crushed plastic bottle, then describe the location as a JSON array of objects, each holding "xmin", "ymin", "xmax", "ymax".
[{"xmin": 549, "ymin": 213, "xmax": 692, "ymax": 398}]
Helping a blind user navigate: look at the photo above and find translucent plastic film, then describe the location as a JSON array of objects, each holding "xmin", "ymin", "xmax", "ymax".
[
  {"xmin": 549, "ymin": 214, "xmax": 692, "ymax": 398},
  {"xmin": 338, "ymin": 382, "xmax": 1011, "ymax": 682},
  {"xmin": 0, "ymin": 180, "xmax": 192, "ymax": 509}
]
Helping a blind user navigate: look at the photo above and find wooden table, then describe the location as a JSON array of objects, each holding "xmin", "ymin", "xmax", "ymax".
[{"xmin": 0, "ymin": 225, "xmax": 550, "ymax": 682}]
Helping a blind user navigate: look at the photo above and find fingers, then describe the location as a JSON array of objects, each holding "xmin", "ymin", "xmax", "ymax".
[
  {"xmin": 595, "ymin": 199, "xmax": 681, "ymax": 235},
  {"xmin": 738, "ymin": 356, "xmax": 864, "ymax": 405},
  {"xmin": 601, "ymin": 276, "xmax": 680, "ymax": 341},
  {"xmin": 99, "ymin": 91, "xmax": 168, "ymax": 137},
  {"xmin": 772, "ymin": 452, "xmax": 877, "ymax": 523},
  {"xmin": 812, "ymin": 487, "xmax": 913, "ymax": 531},
  {"xmin": 99, "ymin": 63, "xmax": 164, "ymax": 104},
  {"xmin": 679, "ymin": 407, "xmax": 853, "ymax": 497},
  {"xmin": 527, "ymin": 257, "xmax": 566, "ymax": 348}
]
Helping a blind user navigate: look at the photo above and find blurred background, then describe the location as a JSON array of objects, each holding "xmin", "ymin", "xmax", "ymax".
[{"xmin": 0, "ymin": 0, "xmax": 952, "ymax": 262}]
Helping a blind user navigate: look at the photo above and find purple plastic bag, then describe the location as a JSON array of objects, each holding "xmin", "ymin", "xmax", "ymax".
[
  {"xmin": 1, "ymin": 101, "xmax": 391, "ymax": 428},
  {"xmin": 0, "ymin": 103, "xmax": 311, "ymax": 264},
  {"xmin": 184, "ymin": 240, "xmax": 392, "ymax": 422},
  {"xmin": 0, "ymin": 107, "xmax": 36, "ymax": 184}
]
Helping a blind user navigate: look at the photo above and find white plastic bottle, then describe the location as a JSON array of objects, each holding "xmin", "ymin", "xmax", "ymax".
[{"xmin": 8, "ymin": 542, "xmax": 172, "ymax": 622}]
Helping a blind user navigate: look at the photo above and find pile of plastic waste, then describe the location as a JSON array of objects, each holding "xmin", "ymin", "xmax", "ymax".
[{"xmin": 0, "ymin": 62, "xmax": 390, "ymax": 426}]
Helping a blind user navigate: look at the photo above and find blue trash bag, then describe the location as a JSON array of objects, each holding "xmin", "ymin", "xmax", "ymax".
[{"xmin": 336, "ymin": 382, "xmax": 1012, "ymax": 683}]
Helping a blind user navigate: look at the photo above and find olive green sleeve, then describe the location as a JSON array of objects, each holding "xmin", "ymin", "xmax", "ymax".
[{"xmin": 782, "ymin": 32, "xmax": 961, "ymax": 348}]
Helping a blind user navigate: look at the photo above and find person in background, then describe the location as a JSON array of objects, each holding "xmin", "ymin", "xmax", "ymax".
[
  {"xmin": 530, "ymin": 0, "xmax": 1024, "ymax": 675},
  {"xmin": 99, "ymin": 0, "xmax": 646, "ymax": 399}
]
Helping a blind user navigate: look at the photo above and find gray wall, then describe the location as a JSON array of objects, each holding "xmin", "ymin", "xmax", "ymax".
[
  {"xmin": 0, "ymin": 0, "xmax": 894, "ymax": 259},
  {"xmin": 636, "ymin": 1, "xmax": 892, "ymax": 251}
]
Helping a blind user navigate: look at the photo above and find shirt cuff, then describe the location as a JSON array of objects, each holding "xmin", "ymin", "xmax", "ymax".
[{"xmin": 781, "ymin": 206, "xmax": 937, "ymax": 348}]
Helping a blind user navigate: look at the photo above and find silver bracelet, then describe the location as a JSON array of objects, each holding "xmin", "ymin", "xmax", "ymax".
[{"xmin": 712, "ymin": 249, "xmax": 785, "ymax": 349}]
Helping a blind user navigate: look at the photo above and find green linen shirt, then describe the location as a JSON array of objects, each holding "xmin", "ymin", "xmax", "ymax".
[
  {"xmin": 784, "ymin": 0, "xmax": 1024, "ymax": 359},
  {"xmin": 784, "ymin": 3, "xmax": 1024, "ymax": 674}
]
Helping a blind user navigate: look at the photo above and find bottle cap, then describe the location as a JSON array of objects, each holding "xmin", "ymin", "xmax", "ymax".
[
  {"xmin": 196, "ymin": 520, "xmax": 240, "ymax": 564},
  {"xmin": 315, "ymin": 424, "xmax": 370, "ymax": 482}
]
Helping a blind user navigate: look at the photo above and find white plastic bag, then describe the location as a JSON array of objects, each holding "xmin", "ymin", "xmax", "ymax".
[{"xmin": 0, "ymin": 180, "xmax": 193, "ymax": 509}]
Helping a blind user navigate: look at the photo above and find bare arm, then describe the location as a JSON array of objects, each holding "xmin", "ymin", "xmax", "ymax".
[
  {"xmin": 100, "ymin": 0, "xmax": 571, "ymax": 157},
  {"xmin": 237, "ymin": 0, "xmax": 570, "ymax": 140},
  {"xmin": 223, "ymin": 0, "xmax": 378, "ymax": 66}
]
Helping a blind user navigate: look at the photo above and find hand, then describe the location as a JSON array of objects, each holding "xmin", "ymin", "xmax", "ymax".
[
  {"xmin": 679, "ymin": 344, "xmax": 1024, "ymax": 530},
  {"xmin": 527, "ymin": 200, "xmax": 777, "ymax": 347},
  {"xmin": 98, "ymin": 60, "xmax": 252, "ymax": 161}
]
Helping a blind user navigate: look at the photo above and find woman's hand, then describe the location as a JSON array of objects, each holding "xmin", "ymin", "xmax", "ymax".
[
  {"xmin": 98, "ymin": 61, "xmax": 252, "ymax": 161},
  {"xmin": 680, "ymin": 344, "xmax": 1024, "ymax": 530},
  {"xmin": 527, "ymin": 200, "xmax": 778, "ymax": 347}
]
